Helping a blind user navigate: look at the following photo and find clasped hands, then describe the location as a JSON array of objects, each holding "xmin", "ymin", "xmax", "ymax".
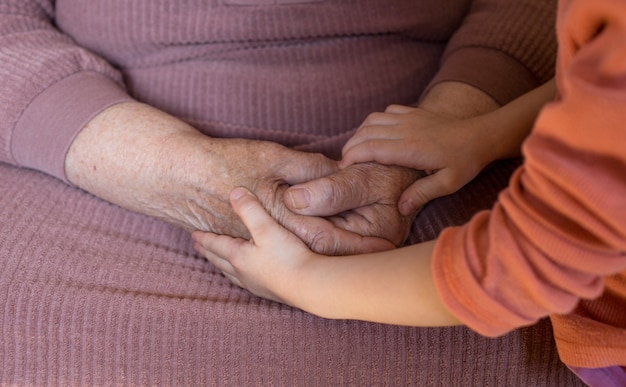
[
  {"xmin": 66, "ymin": 99, "xmax": 494, "ymax": 257},
  {"xmin": 248, "ymin": 160, "xmax": 420, "ymax": 256},
  {"xmin": 190, "ymin": 103, "xmax": 497, "ymax": 310},
  {"xmin": 202, "ymin": 103, "xmax": 494, "ymax": 256}
]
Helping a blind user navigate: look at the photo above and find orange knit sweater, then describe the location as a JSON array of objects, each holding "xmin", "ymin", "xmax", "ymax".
[{"xmin": 433, "ymin": 0, "xmax": 626, "ymax": 369}]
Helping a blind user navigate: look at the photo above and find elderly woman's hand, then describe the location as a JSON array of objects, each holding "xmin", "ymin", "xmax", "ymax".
[
  {"xmin": 283, "ymin": 162, "xmax": 422, "ymax": 250},
  {"xmin": 65, "ymin": 102, "xmax": 395, "ymax": 255},
  {"xmin": 64, "ymin": 102, "xmax": 324, "ymax": 234}
]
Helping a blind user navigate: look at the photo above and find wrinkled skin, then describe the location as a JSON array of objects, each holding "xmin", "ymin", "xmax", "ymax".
[
  {"xmin": 65, "ymin": 102, "xmax": 413, "ymax": 255},
  {"xmin": 184, "ymin": 140, "xmax": 420, "ymax": 255},
  {"xmin": 283, "ymin": 162, "xmax": 421, "ymax": 252},
  {"xmin": 192, "ymin": 139, "xmax": 404, "ymax": 255}
]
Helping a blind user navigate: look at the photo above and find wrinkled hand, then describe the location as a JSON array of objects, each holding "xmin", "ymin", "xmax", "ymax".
[
  {"xmin": 65, "ymin": 103, "xmax": 407, "ymax": 255},
  {"xmin": 284, "ymin": 162, "xmax": 421, "ymax": 249},
  {"xmin": 253, "ymin": 178, "xmax": 396, "ymax": 255},
  {"xmin": 340, "ymin": 105, "xmax": 497, "ymax": 215},
  {"xmin": 150, "ymin": 137, "xmax": 395, "ymax": 255},
  {"xmin": 66, "ymin": 103, "xmax": 393, "ymax": 254},
  {"xmin": 177, "ymin": 138, "xmax": 337, "ymax": 238},
  {"xmin": 184, "ymin": 138, "xmax": 396, "ymax": 255}
]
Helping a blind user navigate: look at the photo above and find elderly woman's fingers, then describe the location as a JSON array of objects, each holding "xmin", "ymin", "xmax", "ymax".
[
  {"xmin": 283, "ymin": 172, "xmax": 373, "ymax": 216},
  {"xmin": 280, "ymin": 150, "xmax": 339, "ymax": 186},
  {"xmin": 284, "ymin": 163, "xmax": 418, "ymax": 217}
]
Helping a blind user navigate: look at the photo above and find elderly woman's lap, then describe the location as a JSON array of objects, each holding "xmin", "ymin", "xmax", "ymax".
[{"xmin": 0, "ymin": 161, "xmax": 581, "ymax": 386}]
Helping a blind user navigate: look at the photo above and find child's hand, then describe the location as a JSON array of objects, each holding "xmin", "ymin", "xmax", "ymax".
[
  {"xmin": 191, "ymin": 187, "xmax": 317, "ymax": 306},
  {"xmin": 341, "ymin": 105, "xmax": 496, "ymax": 215},
  {"xmin": 193, "ymin": 187, "xmax": 460, "ymax": 327}
]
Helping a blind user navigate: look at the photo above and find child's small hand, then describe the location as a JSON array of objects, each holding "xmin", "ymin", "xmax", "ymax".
[
  {"xmin": 340, "ymin": 105, "xmax": 496, "ymax": 216},
  {"xmin": 193, "ymin": 188, "xmax": 459, "ymax": 327},
  {"xmin": 192, "ymin": 187, "xmax": 317, "ymax": 306}
]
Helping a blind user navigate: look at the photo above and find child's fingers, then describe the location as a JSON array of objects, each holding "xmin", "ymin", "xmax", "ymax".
[
  {"xmin": 359, "ymin": 111, "xmax": 400, "ymax": 128},
  {"xmin": 342, "ymin": 125, "xmax": 403, "ymax": 158},
  {"xmin": 384, "ymin": 104, "xmax": 415, "ymax": 114},
  {"xmin": 197, "ymin": 242, "xmax": 234, "ymax": 273},
  {"xmin": 191, "ymin": 233, "xmax": 246, "ymax": 282},
  {"xmin": 340, "ymin": 139, "xmax": 414, "ymax": 168},
  {"xmin": 357, "ymin": 106, "xmax": 413, "ymax": 130},
  {"xmin": 398, "ymin": 170, "xmax": 458, "ymax": 216},
  {"xmin": 192, "ymin": 231, "xmax": 246, "ymax": 262},
  {"xmin": 229, "ymin": 187, "xmax": 283, "ymax": 244}
]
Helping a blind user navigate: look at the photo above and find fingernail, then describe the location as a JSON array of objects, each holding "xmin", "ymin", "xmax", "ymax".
[
  {"xmin": 230, "ymin": 187, "xmax": 248, "ymax": 201},
  {"xmin": 400, "ymin": 200, "xmax": 413, "ymax": 216},
  {"xmin": 287, "ymin": 188, "xmax": 310, "ymax": 209}
]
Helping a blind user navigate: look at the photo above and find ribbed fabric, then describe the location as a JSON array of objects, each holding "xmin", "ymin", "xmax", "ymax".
[
  {"xmin": 0, "ymin": 161, "xmax": 583, "ymax": 386},
  {"xmin": 1, "ymin": 0, "xmax": 556, "ymax": 180},
  {"xmin": 11, "ymin": 73, "xmax": 133, "ymax": 180},
  {"xmin": 430, "ymin": 0, "xmax": 559, "ymax": 104}
]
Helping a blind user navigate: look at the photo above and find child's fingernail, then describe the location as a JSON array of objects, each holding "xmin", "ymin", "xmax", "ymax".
[
  {"xmin": 400, "ymin": 200, "xmax": 414, "ymax": 216},
  {"xmin": 230, "ymin": 187, "xmax": 248, "ymax": 201},
  {"xmin": 287, "ymin": 188, "xmax": 310, "ymax": 209}
]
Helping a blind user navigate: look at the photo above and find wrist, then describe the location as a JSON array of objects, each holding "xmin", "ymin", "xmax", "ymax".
[
  {"xmin": 293, "ymin": 242, "xmax": 462, "ymax": 327},
  {"xmin": 419, "ymin": 81, "xmax": 500, "ymax": 119},
  {"xmin": 64, "ymin": 102, "xmax": 227, "ymax": 231},
  {"xmin": 478, "ymin": 79, "xmax": 557, "ymax": 161},
  {"xmin": 66, "ymin": 102, "xmax": 198, "ymax": 184},
  {"xmin": 289, "ymin": 254, "xmax": 331, "ymax": 318}
]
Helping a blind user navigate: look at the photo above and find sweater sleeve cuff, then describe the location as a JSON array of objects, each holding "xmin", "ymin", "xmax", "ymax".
[
  {"xmin": 11, "ymin": 72, "xmax": 134, "ymax": 183},
  {"xmin": 431, "ymin": 220, "xmax": 523, "ymax": 338},
  {"xmin": 425, "ymin": 47, "xmax": 541, "ymax": 106}
]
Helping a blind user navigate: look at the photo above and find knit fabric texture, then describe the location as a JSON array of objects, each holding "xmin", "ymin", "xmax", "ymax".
[{"xmin": 0, "ymin": 160, "xmax": 583, "ymax": 386}]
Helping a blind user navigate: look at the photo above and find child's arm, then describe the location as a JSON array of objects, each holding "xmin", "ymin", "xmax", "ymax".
[
  {"xmin": 192, "ymin": 187, "xmax": 460, "ymax": 327},
  {"xmin": 341, "ymin": 79, "xmax": 556, "ymax": 215}
]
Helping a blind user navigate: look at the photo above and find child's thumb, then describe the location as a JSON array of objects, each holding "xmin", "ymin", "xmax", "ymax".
[{"xmin": 230, "ymin": 187, "xmax": 278, "ymax": 240}]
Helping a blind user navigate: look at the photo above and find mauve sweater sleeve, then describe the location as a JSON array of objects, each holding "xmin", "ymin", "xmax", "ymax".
[
  {"xmin": 432, "ymin": 0, "xmax": 626, "ymax": 337},
  {"xmin": 427, "ymin": 0, "xmax": 558, "ymax": 105},
  {"xmin": 0, "ymin": 0, "xmax": 133, "ymax": 182}
]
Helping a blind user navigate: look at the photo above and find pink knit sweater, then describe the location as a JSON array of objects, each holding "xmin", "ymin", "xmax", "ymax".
[{"xmin": 1, "ymin": 0, "xmax": 556, "ymax": 180}]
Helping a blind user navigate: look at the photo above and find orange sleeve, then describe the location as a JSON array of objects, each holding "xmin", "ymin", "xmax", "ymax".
[{"xmin": 432, "ymin": 0, "xmax": 626, "ymax": 337}]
